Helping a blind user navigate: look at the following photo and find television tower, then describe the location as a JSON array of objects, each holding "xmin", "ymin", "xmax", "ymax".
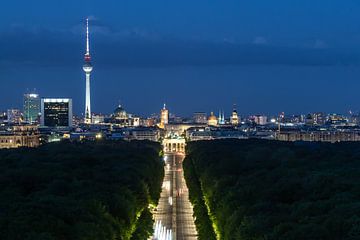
[{"xmin": 83, "ymin": 18, "xmax": 93, "ymax": 124}]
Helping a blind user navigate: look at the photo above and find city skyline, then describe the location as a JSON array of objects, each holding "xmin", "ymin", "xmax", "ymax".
[{"xmin": 4, "ymin": 86, "xmax": 360, "ymax": 118}]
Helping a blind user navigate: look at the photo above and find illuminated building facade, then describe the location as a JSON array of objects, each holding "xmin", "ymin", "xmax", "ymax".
[
  {"xmin": 276, "ymin": 131, "xmax": 360, "ymax": 143},
  {"xmin": 7, "ymin": 109, "xmax": 22, "ymax": 124},
  {"xmin": 127, "ymin": 127, "xmax": 160, "ymax": 141},
  {"xmin": 23, "ymin": 93, "xmax": 40, "ymax": 123},
  {"xmin": 113, "ymin": 105, "xmax": 128, "ymax": 120},
  {"xmin": 91, "ymin": 114, "xmax": 105, "ymax": 124},
  {"xmin": 0, "ymin": 125, "xmax": 40, "ymax": 149},
  {"xmin": 208, "ymin": 112, "xmax": 218, "ymax": 126},
  {"xmin": 41, "ymin": 98, "xmax": 73, "ymax": 127},
  {"xmin": 230, "ymin": 105, "xmax": 239, "ymax": 125},
  {"xmin": 254, "ymin": 115, "xmax": 268, "ymax": 125},
  {"xmin": 193, "ymin": 112, "xmax": 207, "ymax": 124},
  {"xmin": 159, "ymin": 104, "xmax": 169, "ymax": 128}
]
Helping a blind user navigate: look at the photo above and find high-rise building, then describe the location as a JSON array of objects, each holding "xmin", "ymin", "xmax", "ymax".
[
  {"xmin": 41, "ymin": 98, "xmax": 73, "ymax": 127},
  {"xmin": 83, "ymin": 18, "xmax": 93, "ymax": 124},
  {"xmin": 23, "ymin": 93, "xmax": 40, "ymax": 123},
  {"xmin": 7, "ymin": 109, "xmax": 22, "ymax": 124},
  {"xmin": 193, "ymin": 112, "xmax": 207, "ymax": 124},
  {"xmin": 254, "ymin": 115, "xmax": 268, "ymax": 125},
  {"xmin": 230, "ymin": 105, "xmax": 239, "ymax": 125},
  {"xmin": 159, "ymin": 104, "xmax": 169, "ymax": 128}
]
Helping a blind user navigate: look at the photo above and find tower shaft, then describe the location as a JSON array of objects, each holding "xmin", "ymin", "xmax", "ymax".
[{"xmin": 85, "ymin": 73, "xmax": 91, "ymax": 122}]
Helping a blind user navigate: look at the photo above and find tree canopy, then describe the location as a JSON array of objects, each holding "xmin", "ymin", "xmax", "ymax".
[
  {"xmin": 184, "ymin": 139, "xmax": 360, "ymax": 240},
  {"xmin": 0, "ymin": 140, "xmax": 163, "ymax": 240}
]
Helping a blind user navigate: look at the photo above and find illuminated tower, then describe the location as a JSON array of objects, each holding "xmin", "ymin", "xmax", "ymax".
[
  {"xmin": 230, "ymin": 104, "xmax": 239, "ymax": 125},
  {"xmin": 83, "ymin": 18, "xmax": 93, "ymax": 124},
  {"xmin": 159, "ymin": 103, "xmax": 169, "ymax": 128},
  {"xmin": 218, "ymin": 110, "xmax": 225, "ymax": 125}
]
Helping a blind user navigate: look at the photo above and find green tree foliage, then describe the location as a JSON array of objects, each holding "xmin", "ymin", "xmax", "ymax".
[
  {"xmin": 184, "ymin": 139, "xmax": 360, "ymax": 240},
  {"xmin": 0, "ymin": 140, "xmax": 164, "ymax": 240}
]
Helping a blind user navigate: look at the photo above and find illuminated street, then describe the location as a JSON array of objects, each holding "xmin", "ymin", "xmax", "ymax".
[{"xmin": 152, "ymin": 153, "xmax": 198, "ymax": 240}]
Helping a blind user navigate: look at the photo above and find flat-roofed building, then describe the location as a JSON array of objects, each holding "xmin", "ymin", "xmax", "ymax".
[{"xmin": 41, "ymin": 98, "xmax": 73, "ymax": 127}]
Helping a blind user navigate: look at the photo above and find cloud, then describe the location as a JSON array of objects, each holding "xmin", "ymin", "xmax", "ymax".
[
  {"xmin": 0, "ymin": 25, "xmax": 358, "ymax": 68},
  {"xmin": 253, "ymin": 36, "xmax": 268, "ymax": 45},
  {"xmin": 70, "ymin": 23, "xmax": 112, "ymax": 36},
  {"xmin": 313, "ymin": 39, "xmax": 328, "ymax": 49}
]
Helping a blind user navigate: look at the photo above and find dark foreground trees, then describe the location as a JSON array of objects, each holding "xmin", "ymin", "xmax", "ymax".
[
  {"xmin": 0, "ymin": 140, "xmax": 164, "ymax": 240},
  {"xmin": 184, "ymin": 139, "xmax": 360, "ymax": 240}
]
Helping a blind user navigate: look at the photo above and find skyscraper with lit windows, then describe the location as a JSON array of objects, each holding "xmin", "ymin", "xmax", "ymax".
[
  {"xmin": 23, "ymin": 93, "xmax": 40, "ymax": 123},
  {"xmin": 41, "ymin": 98, "xmax": 73, "ymax": 127}
]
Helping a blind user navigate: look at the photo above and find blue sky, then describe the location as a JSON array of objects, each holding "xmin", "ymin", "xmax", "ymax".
[{"xmin": 1, "ymin": 0, "xmax": 360, "ymax": 116}]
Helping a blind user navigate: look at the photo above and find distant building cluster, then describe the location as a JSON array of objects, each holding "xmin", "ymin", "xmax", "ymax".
[
  {"xmin": 2, "ymin": 19, "xmax": 360, "ymax": 149},
  {"xmin": 3, "ymin": 91, "xmax": 360, "ymax": 149}
]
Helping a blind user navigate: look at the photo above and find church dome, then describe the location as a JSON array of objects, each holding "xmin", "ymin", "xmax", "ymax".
[
  {"xmin": 208, "ymin": 112, "xmax": 217, "ymax": 121},
  {"xmin": 114, "ymin": 105, "xmax": 127, "ymax": 118}
]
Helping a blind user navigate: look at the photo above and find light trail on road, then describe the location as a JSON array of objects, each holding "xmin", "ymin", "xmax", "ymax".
[{"xmin": 152, "ymin": 153, "xmax": 198, "ymax": 240}]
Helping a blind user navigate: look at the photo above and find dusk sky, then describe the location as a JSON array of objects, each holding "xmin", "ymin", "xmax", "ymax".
[{"xmin": 1, "ymin": 0, "xmax": 360, "ymax": 116}]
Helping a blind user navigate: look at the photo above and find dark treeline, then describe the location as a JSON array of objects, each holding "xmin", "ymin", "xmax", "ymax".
[
  {"xmin": 0, "ymin": 140, "xmax": 164, "ymax": 240},
  {"xmin": 184, "ymin": 139, "xmax": 360, "ymax": 240}
]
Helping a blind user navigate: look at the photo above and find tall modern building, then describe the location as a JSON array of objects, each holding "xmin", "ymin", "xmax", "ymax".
[
  {"xmin": 83, "ymin": 18, "xmax": 93, "ymax": 124},
  {"xmin": 41, "ymin": 98, "xmax": 73, "ymax": 127},
  {"xmin": 23, "ymin": 93, "xmax": 40, "ymax": 123}
]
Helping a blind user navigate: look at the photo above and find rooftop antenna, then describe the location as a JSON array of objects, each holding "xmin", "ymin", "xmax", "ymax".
[
  {"xmin": 86, "ymin": 18, "xmax": 90, "ymax": 55},
  {"xmin": 84, "ymin": 18, "xmax": 91, "ymax": 62}
]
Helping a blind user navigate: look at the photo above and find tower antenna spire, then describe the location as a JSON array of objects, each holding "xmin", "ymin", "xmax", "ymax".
[
  {"xmin": 84, "ymin": 18, "xmax": 91, "ymax": 62},
  {"xmin": 86, "ymin": 18, "xmax": 90, "ymax": 55}
]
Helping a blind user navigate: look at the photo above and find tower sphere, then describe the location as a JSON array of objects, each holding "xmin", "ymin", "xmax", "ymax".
[{"xmin": 83, "ymin": 62, "xmax": 93, "ymax": 73}]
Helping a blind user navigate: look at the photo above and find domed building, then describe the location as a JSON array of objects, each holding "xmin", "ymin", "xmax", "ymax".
[
  {"xmin": 208, "ymin": 112, "xmax": 218, "ymax": 126},
  {"xmin": 113, "ymin": 105, "xmax": 128, "ymax": 120},
  {"xmin": 230, "ymin": 105, "xmax": 239, "ymax": 125},
  {"xmin": 110, "ymin": 104, "xmax": 140, "ymax": 127}
]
